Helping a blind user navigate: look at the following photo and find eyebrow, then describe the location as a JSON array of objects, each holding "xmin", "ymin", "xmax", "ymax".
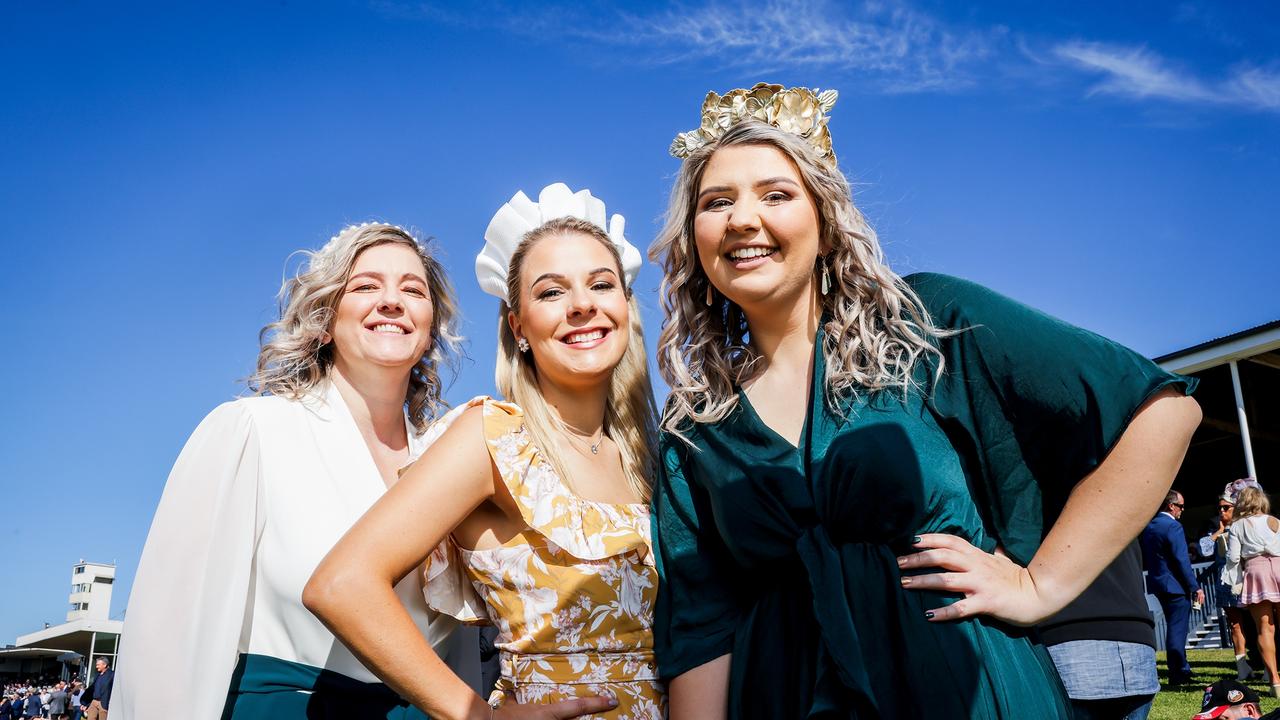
[
  {"xmin": 347, "ymin": 271, "xmax": 428, "ymax": 284},
  {"xmin": 696, "ymin": 176, "xmax": 801, "ymax": 201},
  {"xmin": 530, "ymin": 267, "xmax": 618, "ymax": 286}
]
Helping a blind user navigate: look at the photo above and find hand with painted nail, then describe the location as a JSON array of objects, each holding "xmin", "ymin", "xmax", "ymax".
[
  {"xmin": 492, "ymin": 694, "xmax": 619, "ymax": 719},
  {"xmin": 897, "ymin": 533, "xmax": 1051, "ymax": 627}
]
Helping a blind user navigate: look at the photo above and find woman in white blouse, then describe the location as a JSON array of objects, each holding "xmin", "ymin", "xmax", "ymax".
[
  {"xmin": 1225, "ymin": 483, "xmax": 1280, "ymax": 696},
  {"xmin": 113, "ymin": 223, "xmax": 479, "ymax": 719}
]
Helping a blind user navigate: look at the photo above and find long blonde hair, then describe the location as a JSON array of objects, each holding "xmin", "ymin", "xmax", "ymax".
[
  {"xmin": 650, "ymin": 120, "xmax": 949, "ymax": 436},
  {"xmin": 251, "ymin": 223, "xmax": 461, "ymax": 431},
  {"xmin": 1235, "ymin": 487, "xmax": 1271, "ymax": 522},
  {"xmin": 497, "ymin": 217, "xmax": 658, "ymax": 501}
]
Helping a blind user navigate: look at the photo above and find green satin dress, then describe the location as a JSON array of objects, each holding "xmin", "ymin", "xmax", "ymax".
[{"xmin": 652, "ymin": 273, "xmax": 1196, "ymax": 719}]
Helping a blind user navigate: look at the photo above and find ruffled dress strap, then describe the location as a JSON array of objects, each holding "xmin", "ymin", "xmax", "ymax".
[{"xmin": 476, "ymin": 396, "xmax": 653, "ymax": 564}]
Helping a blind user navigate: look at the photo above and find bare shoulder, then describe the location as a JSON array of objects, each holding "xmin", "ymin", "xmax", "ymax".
[{"xmin": 402, "ymin": 404, "xmax": 495, "ymax": 495}]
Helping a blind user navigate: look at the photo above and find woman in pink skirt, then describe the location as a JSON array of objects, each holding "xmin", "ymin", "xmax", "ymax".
[{"xmin": 1225, "ymin": 483, "xmax": 1280, "ymax": 696}]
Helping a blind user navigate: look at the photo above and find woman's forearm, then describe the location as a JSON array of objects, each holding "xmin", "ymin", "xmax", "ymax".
[
  {"xmin": 1027, "ymin": 390, "xmax": 1201, "ymax": 616},
  {"xmin": 304, "ymin": 407, "xmax": 495, "ymax": 720},
  {"xmin": 304, "ymin": 573, "xmax": 485, "ymax": 720}
]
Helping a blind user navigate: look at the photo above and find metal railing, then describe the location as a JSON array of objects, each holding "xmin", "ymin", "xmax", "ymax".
[{"xmin": 1146, "ymin": 561, "xmax": 1226, "ymax": 651}]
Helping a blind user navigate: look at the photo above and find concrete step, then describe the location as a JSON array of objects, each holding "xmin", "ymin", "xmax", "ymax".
[{"xmin": 1188, "ymin": 619, "xmax": 1225, "ymax": 649}]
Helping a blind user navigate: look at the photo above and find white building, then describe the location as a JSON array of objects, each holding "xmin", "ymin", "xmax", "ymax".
[
  {"xmin": 2, "ymin": 561, "xmax": 123, "ymax": 682},
  {"xmin": 67, "ymin": 560, "xmax": 115, "ymax": 622}
]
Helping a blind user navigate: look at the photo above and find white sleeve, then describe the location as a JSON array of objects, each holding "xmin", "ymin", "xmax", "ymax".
[
  {"xmin": 1223, "ymin": 526, "xmax": 1244, "ymax": 589},
  {"xmin": 111, "ymin": 401, "xmax": 264, "ymax": 720}
]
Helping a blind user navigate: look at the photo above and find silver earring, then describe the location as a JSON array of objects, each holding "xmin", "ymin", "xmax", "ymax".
[
  {"xmin": 820, "ymin": 262, "xmax": 831, "ymax": 296},
  {"xmin": 516, "ymin": 337, "xmax": 530, "ymax": 353},
  {"xmin": 705, "ymin": 285, "xmax": 713, "ymax": 307}
]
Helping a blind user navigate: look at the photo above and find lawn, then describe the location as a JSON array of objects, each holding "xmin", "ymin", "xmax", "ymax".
[{"xmin": 1151, "ymin": 649, "xmax": 1277, "ymax": 720}]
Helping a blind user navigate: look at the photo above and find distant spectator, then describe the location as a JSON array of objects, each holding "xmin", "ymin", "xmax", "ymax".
[
  {"xmin": 1201, "ymin": 483, "xmax": 1255, "ymax": 678},
  {"xmin": 67, "ymin": 684, "xmax": 82, "ymax": 720},
  {"xmin": 1191, "ymin": 679, "xmax": 1275, "ymax": 718},
  {"xmin": 83, "ymin": 658, "xmax": 112, "ymax": 720},
  {"xmin": 21, "ymin": 692, "xmax": 40, "ymax": 720},
  {"xmin": 1224, "ymin": 484, "xmax": 1280, "ymax": 697},
  {"xmin": 47, "ymin": 683, "xmax": 67, "ymax": 720},
  {"xmin": 1140, "ymin": 489, "xmax": 1203, "ymax": 685}
]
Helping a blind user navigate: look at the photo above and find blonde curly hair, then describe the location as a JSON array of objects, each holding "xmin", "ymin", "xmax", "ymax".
[
  {"xmin": 650, "ymin": 120, "xmax": 950, "ymax": 437},
  {"xmin": 250, "ymin": 223, "xmax": 461, "ymax": 431}
]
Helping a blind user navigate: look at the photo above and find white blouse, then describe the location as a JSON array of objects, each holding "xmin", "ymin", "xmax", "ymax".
[
  {"xmin": 113, "ymin": 382, "xmax": 477, "ymax": 719},
  {"xmin": 1223, "ymin": 514, "xmax": 1280, "ymax": 588}
]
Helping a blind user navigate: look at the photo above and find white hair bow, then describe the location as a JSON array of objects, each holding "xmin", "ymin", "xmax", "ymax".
[{"xmin": 475, "ymin": 182, "xmax": 642, "ymax": 300}]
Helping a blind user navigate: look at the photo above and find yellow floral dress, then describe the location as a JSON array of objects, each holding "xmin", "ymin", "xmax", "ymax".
[{"xmin": 421, "ymin": 397, "xmax": 665, "ymax": 719}]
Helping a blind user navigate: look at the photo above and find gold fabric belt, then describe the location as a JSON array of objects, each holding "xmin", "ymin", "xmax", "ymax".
[{"xmin": 499, "ymin": 649, "xmax": 659, "ymax": 685}]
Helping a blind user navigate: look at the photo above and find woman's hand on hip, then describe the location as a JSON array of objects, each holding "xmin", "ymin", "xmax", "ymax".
[
  {"xmin": 492, "ymin": 695, "xmax": 618, "ymax": 719},
  {"xmin": 897, "ymin": 533, "xmax": 1051, "ymax": 627}
]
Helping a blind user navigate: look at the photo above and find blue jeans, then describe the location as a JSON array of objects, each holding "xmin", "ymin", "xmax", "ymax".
[{"xmin": 1047, "ymin": 640, "xmax": 1158, "ymax": 720}]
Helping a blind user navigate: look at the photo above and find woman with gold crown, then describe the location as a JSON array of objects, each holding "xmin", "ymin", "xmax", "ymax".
[
  {"xmin": 306, "ymin": 183, "xmax": 666, "ymax": 719},
  {"xmin": 648, "ymin": 83, "xmax": 1204, "ymax": 718}
]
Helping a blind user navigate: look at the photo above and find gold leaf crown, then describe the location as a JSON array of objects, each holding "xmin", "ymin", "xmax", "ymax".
[{"xmin": 669, "ymin": 82, "xmax": 839, "ymax": 164}]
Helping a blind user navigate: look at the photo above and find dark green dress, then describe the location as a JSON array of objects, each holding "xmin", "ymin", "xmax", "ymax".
[{"xmin": 652, "ymin": 273, "xmax": 1196, "ymax": 719}]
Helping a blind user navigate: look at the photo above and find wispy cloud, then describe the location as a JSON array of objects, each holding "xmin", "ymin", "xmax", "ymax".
[
  {"xmin": 594, "ymin": 0, "xmax": 1000, "ymax": 93},
  {"xmin": 383, "ymin": 0, "xmax": 1001, "ymax": 93},
  {"xmin": 381, "ymin": 0, "xmax": 1280, "ymax": 114},
  {"xmin": 1054, "ymin": 41, "xmax": 1280, "ymax": 112}
]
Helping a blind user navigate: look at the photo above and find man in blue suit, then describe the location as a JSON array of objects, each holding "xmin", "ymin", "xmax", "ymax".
[{"xmin": 1140, "ymin": 489, "xmax": 1204, "ymax": 685}]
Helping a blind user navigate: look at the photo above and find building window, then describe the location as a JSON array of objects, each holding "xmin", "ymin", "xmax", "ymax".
[
  {"xmin": 74, "ymin": 566, "xmax": 84, "ymax": 574},
  {"xmin": 95, "ymin": 577, "xmax": 113, "ymax": 585}
]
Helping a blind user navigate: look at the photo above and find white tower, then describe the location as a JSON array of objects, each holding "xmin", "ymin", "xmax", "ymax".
[{"xmin": 67, "ymin": 560, "xmax": 115, "ymax": 622}]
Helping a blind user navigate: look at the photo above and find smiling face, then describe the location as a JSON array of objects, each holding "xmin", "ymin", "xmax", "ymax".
[
  {"xmin": 509, "ymin": 231, "xmax": 630, "ymax": 391},
  {"xmin": 330, "ymin": 242, "xmax": 435, "ymax": 375},
  {"xmin": 693, "ymin": 143, "xmax": 824, "ymax": 314}
]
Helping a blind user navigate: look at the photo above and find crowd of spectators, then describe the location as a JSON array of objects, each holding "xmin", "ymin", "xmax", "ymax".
[
  {"xmin": 0, "ymin": 658, "xmax": 112, "ymax": 720},
  {"xmin": 0, "ymin": 678, "xmax": 82, "ymax": 720}
]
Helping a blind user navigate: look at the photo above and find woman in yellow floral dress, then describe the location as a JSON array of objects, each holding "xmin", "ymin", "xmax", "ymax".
[{"xmin": 306, "ymin": 183, "xmax": 665, "ymax": 720}]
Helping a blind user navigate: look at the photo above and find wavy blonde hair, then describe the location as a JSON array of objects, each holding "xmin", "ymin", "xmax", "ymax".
[
  {"xmin": 497, "ymin": 217, "xmax": 658, "ymax": 501},
  {"xmin": 651, "ymin": 120, "xmax": 950, "ymax": 436},
  {"xmin": 1234, "ymin": 486, "xmax": 1271, "ymax": 522},
  {"xmin": 250, "ymin": 223, "xmax": 461, "ymax": 431}
]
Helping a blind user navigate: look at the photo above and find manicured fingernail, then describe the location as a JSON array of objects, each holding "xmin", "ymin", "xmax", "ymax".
[
  {"xmin": 900, "ymin": 576, "xmax": 911, "ymax": 587},
  {"xmin": 925, "ymin": 611, "xmax": 935, "ymax": 619},
  {"xmin": 912, "ymin": 535, "xmax": 922, "ymax": 544},
  {"xmin": 896, "ymin": 556, "xmax": 906, "ymax": 567}
]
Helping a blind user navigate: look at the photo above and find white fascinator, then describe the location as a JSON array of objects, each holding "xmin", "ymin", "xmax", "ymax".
[{"xmin": 475, "ymin": 182, "xmax": 642, "ymax": 301}]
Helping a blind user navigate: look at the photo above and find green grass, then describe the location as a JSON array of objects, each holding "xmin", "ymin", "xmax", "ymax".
[{"xmin": 1151, "ymin": 649, "xmax": 1278, "ymax": 720}]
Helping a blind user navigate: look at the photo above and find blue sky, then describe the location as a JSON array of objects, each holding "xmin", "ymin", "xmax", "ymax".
[{"xmin": 1, "ymin": 1, "xmax": 1276, "ymax": 644}]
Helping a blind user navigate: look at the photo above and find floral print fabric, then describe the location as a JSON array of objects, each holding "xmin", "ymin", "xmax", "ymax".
[{"xmin": 421, "ymin": 397, "xmax": 665, "ymax": 718}]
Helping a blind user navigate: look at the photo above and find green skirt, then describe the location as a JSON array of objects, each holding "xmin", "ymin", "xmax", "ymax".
[{"xmin": 221, "ymin": 653, "xmax": 429, "ymax": 719}]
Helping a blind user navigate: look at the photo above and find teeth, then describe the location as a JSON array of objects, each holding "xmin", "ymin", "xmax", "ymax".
[
  {"xmin": 565, "ymin": 329, "xmax": 605, "ymax": 344},
  {"xmin": 728, "ymin": 247, "xmax": 776, "ymax": 260},
  {"xmin": 372, "ymin": 324, "xmax": 406, "ymax": 334}
]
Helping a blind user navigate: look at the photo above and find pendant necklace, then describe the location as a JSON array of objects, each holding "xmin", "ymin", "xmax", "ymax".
[{"xmin": 565, "ymin": 423, "xmax": 605, "ymax": 455}]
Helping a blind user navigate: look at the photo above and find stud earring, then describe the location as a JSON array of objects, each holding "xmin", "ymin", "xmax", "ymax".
[
  {"xmin": 705, "ymin": 285, "xmax": 713, "ymax": 307},
  {"xmin": 820, "ymin": 262, "xmax": 831, "ymax": 296},
  {"xmin": 516, "ymin": 337, "xmax": 530, "ymax": 353}
]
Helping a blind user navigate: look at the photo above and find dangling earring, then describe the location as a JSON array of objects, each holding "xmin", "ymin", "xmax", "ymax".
[
  {"xmin": 820, "ymin": 261, "xmax": 831, "ymax": 296},
  {"xmin": 516, "ymin": 337, "xmax": 530, "ymax": 353},
  {"xmin": 705, "ymin": 284, "xmax": 713, "ymax": 307}
]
